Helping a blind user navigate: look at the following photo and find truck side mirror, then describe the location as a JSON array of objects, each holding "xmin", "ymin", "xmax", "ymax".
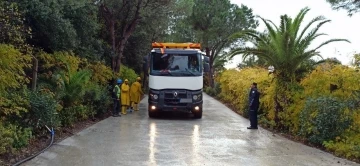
[
  {"xmin": 203, "ymin": 63, "xmax": 210, "ymax": 73},
  {"xmin": 203, "ymin": 56, "xmax": 210, "ymax": 63}
]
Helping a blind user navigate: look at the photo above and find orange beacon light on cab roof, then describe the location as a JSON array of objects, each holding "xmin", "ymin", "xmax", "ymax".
[{"xmin": 151, "ymin": 42, "xmax": 201, "ymax": 49}]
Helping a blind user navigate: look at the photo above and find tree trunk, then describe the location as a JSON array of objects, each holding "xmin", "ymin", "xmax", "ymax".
[
  {"xmin": 31, "ymin": 57, "xmax": 38, "ymax": 91},
  {"xmin": 114, "ymin": 38, "xmax": 127, "ymax": 73},
  {"xmin": 209, "ymin": 64, "xmax": 214, "ymax": 88},
  {"xmin": 110, "ymin": 20, "xmax": 116, "ymax": 71},
  {"xmin": 205, "ymin": 47, "xmax": 215, "ymax": 87}
]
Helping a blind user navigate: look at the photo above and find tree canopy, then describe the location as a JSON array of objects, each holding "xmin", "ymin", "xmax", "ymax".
[
  {"xmin": 229, "ymin": 7, "xmax": 350, "ymax": 82},
  {"xmin": 326, "ymin": 0, "xmax": 360, "ymax": 16}
]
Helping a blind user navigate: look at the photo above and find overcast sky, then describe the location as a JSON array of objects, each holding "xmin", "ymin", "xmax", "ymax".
[{"xmin": 226, "ymin": 0, "xmax": 360, "ymax": 68}]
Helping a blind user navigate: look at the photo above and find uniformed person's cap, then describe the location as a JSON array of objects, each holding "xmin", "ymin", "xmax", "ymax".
[{"xmin": 252, "ymin": 82, "xmax": 257, "ymax": 86}]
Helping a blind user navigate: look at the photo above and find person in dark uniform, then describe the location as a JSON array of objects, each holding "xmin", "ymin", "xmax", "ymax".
[{"xmin": 247, "ymin": 82, "xmax": 260, "ymax": 129}]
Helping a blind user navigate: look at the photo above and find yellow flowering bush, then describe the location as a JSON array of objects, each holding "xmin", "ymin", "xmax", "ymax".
[
  {"xmin": 218, "ymin": 68, "xmax": 272, "ymax": 117},
  {"xmin": 216, "ymin": 63, "xmax": 360, "ymax": 160},
  {"xmin": 88, "ymin": 62, "xmax": 113, "ymax": 85}
]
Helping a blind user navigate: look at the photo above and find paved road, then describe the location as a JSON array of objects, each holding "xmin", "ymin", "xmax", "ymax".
[{"xmin": 24, "ymin": 94, "xmax": 359, "ymax": 166}]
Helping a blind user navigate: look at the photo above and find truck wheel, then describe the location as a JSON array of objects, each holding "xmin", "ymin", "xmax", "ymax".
[{"xmin": 193, "ymin": 111, "xmax": 202, "ymax": 119}]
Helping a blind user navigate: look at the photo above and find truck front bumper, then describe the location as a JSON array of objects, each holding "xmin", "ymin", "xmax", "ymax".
[{"xmin": 148, "ymin": 100, "xmax": 203, "ymax": 113}]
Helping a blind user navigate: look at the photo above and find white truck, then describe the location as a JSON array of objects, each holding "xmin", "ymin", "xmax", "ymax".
[{"xmin": 144, "ymin": 42, "xmax": 210, "ymax": 119}]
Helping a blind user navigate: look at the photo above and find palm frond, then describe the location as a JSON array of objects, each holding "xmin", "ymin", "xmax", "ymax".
[
  {"xmin": 314, "ymin": 38, "xmax": 350, "ymax": 50},
  {"xmin": 295, "ymin": 16, "xmax": 327, "ymax": 44},
  {"xmin": 258, "ymin": 16, "xmax": 278, "ymax": 40},
  {"xmin": 291, "ymin": 7, "xmax": 311, "ymax": 38}
]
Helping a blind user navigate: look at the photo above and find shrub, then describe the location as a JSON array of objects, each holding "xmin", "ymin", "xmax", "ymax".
[
  {"xmin": 87, "ymin": 61, "xmax": 113, "ymax": 85},
  {"xmin": 299, "ymin": 97, "xmax": 353, "ymax": 145},
  {"xmin": 0, "ymin": 122, "xmax": 13, "ymax": 155},
  {"xmin": 83, "ymin": 83, "xmax": 112, "ymax": 117},
  {"xmin": 0, "ymin": 123, "xmax": 32, "ymax": 153},
  {"xmin": 59, "ymin": 106, "xmax": 76, "ymax": 127},
  {"xmin": 119, "ymin": 65, "xmax": 138, "ymax": 83},
  {"xmin": 57, "ymin": 69, "xmax": 92, "ymax": 107},
  {"xmin": 204, "ymin": 86, "xmax": 216, "ymax": 96},
  {"xmin": 37, "ymin": 51, "xmax": 82, "ymax": 74},
  {"xmin": 29, "ymin": 91, "xmax": 60, "ymax": 130},
  {"xmin": 9, "ymin": 125, "xmax": 32, "ymax": 149},
  {"xmin": 218, "ymin": 68, "xmax": 272, "ymax": 117},
  {"xmin": 0, "ymin": 88, "xmax": 30, "ymax": 119},
  {"xmin": 0, "ymin": 44, "xmax": 31, "ymax": 93},
  {"xmin": 215, "ymin": 64, "xmax": 360, "ymax": 160}
]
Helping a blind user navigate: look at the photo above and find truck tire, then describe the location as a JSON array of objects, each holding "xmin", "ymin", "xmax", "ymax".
[{"xmin": 193, "ymin": 111, "xmax": 202, "ymax": 119}]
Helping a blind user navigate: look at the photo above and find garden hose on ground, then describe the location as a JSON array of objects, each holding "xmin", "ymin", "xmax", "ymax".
[{"xmin": 12, "ymin": 127, "xmax": 55, "ymax": 166}]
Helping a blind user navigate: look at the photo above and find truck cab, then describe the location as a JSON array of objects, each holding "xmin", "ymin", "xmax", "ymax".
[{"xmin": 144, "ymin": 42, "xmax": 210, "ymax": 119}]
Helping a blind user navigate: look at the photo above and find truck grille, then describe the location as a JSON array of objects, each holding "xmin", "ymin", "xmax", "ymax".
[
  {"xmin": 163, "ymin": 91, "xmax": 188, "ymax": 106},
  {"xmin": 164, "ymin": 99, "xmax": 187, "ymax": 106},
  {"xmin": 164, "ymin": 93, "xmax": 187, "ymax": 98}
]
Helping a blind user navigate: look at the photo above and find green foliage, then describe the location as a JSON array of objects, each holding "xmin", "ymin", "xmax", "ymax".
[
  {"xmin": 15, "ymin": 0, "xmax": 104, "ymax": 57},
  {"xmin": 352, "ymin": 53, "xmax": 360, "ymax": 68},
  {"xmin": 190, "ymin": 0, "xmax": 258, "ymax": 74},
  {"xmin": 0, "ymin": 122, "xmax": 13, "ymax": 155},
  {"xmin": 0, "ymin": 1, "xmax": 31, "ymax": 49},
  {"xmin": 0, "ymin": 88, "xmax": 30, "ymax": 118},
  {"xmin": 87, "ymin": 61, "xmax": 113, "ymax": 85},
  {"xmin": 59, "ymin": 106, "xmax": 76, "ymax": 127},
  {"xmin": 218, "ymin": 68, "xmax": 272, "ymax": 116},
  {"xmin": 323, "ymin": 134, "xmax": 360, "ymax": 159},
  {"xmin": 83, "ymin": 83, "xmax": 112, "ymax": 117},
  {"xmin": 217, "ymin": 65, "xmax": 360, "ymax": 160},
  {"xmin": 229, "ymin": 7, "xmax": 349, "ymax": 83},
  {"xmin": 0, "ymin": 123, "xmax": 32, "ymax": 153},
  {"xmin": 299, "ymin": 97, "xmax": 353, "ymax": 145},
  {"xmin": 73, "ymin": 105, "xmax": 94, "ymax": 121},
  {"xmin": 228, "ymin": 7, "xmax": 350, "ymax": 130},
  {"xmin": 61, "ymin": 0, "xmax": 104, "ymax": 59},
  {"xmin": 0, "ymin": 44, "xmax": 31, "ymax": 94},
  {"xmin": 164, "ymin": 0, "xmax": 195, "ymax": 42},
  {"xmin": 204, "ymin": 86, "xmax": 217, "ymax": 97},
  {"xmin": 57, "ymin": 69, "xmax": 92, "ymax": 107},
  {"xmin": 29, "ymin": 91, "xmax": 60, "ymax": 129},
  {"xmin": 326, "ymin": 0, "xmax": 360, "ymax": 16},
  {"xmin": 120, "ymin": 66, "xmax": 138, "ymax": 84},
  {"xmin": 9, "ymin": 125, "xmax": 32, "ymax": 149},
  {"xmin": 17, "ymin": 0, "xmax": 77, "ymax": 51}
]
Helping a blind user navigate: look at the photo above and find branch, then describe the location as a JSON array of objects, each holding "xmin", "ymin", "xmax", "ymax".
[
  {"xmin": 100, "ymin": 4, "xmax": 113, "ymax": 24},
  {"xmin": 125, "ymin": 0, "xmax": 142, "ymax": 34}
]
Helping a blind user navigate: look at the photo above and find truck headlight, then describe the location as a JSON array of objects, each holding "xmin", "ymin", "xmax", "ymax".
[
  {"xmin": 150, "ymin": 94, "xmax": 158, "ymax": 100},
  {"xmin": 193, "ymin": 94, "xmax": 201, "ymax": 100}
]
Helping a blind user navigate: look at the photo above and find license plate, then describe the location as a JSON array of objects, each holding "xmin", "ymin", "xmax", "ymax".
[{"xmin": 179, "ymin": 98, "xmax": 192, "ymax": 103}]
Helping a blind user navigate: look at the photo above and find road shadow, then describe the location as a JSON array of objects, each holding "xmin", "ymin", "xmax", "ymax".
[
  {"xmin": 149, "ymin": 111, "xmax": 198, "ymax": 121},
  {"xmin": 139, "ymin": 101, "xmax": 201, "ymax": 121}
]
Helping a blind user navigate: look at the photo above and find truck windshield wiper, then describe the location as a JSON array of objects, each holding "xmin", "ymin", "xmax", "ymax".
[{"xmin": 184, "ymin": 68, "xmax": 196, "ymax": 76}]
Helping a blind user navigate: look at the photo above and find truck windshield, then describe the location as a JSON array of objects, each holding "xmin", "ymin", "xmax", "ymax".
[{"xmin": 150, "ymin": 52, "xmax": 202, "ymax": 76}]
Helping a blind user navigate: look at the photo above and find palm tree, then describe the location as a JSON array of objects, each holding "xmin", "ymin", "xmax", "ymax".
[
  {"xmin": 228, "ymin": 7, "xmax": 350, "ymax": 129},
  {"xmin": 229, "ymin": 7, "xmax": 350, "ymax": 83}
]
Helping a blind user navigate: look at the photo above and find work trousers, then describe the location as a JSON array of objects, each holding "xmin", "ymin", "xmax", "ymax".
[
  {"xmin": 249, "ymin": 109, "xmax": 258, "ymax": 128},
  {"xmin": 113, "ymin": 99, "xmax": 120, "ymax": 115}
]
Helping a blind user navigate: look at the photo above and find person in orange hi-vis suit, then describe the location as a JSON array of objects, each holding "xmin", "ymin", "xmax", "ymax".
[
  {"xmin": 121, "ymin": 79, "xmax": 130, "ymax": 115},
  {"xmin": 130, "ymin": 77, "xmax": 144, "ymax": 111}
]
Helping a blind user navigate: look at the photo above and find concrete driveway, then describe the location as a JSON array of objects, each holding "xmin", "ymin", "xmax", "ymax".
[{"xmin": 24, "ymin": 94, "xmax": 359, "ymax": 166}]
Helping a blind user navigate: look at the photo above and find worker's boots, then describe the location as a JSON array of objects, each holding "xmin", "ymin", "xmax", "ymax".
[
  {"xmin": 121, "ymin": 106, "xmax": 127, "ymax": 115},
  {"xmin": 134, "ymin": 104, "xmax": 139, "ymax": 111}
]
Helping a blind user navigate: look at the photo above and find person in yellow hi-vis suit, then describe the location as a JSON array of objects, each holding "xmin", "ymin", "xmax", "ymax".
[
  {"xmin": 121, "ymin": 79, "xmax": 130, "ymax": 115},
  {"xmin": 130, "ymin": 77, "xmax": 144, "ymax": 111}
]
